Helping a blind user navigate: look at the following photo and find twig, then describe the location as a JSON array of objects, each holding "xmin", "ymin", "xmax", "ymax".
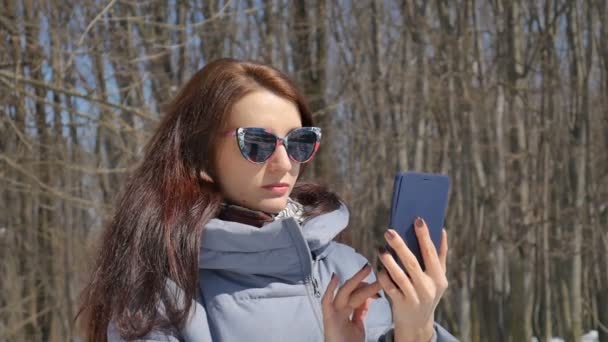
[
  {"xmin": 64, "ymin": 0, "xmax": 118, "ymax": 73},
  {"xmin": 0, "ymin": 112, "xmax": 33, "ymax": 152},
  {"xmin": 0, "ymin": 153, "xmax": 111, "ymax": 211},
  {"xmin": 0, "ymin": 69, "xmax": 157, "ymax": 122}
]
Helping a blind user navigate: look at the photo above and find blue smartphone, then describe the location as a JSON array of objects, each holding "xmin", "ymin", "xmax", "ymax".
[{"xmin": 387, "ymin": 171, "xmax": 450, "ymax": 271}]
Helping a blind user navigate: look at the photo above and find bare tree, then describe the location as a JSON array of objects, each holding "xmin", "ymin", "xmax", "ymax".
[{"xmin": 1, "ymin": 1, "xmax": 607, "ymax": 341}]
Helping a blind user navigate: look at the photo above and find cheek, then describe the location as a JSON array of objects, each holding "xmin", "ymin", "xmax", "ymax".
[
  {"xmin": 291, "ymin": 163, "xmax": 301, "ymax": 177},
  {"xmin": 215, "ymin": 137, "xmax": 241, "ymax": 165},
  {"xmin": 214, "ymin": 144, "xmax": 260, "ymax": 191}
]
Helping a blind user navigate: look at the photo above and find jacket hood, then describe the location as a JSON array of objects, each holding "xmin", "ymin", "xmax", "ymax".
[{"xmin": 198, "ymin": 201, "xmax": 350, "ymax": 280}]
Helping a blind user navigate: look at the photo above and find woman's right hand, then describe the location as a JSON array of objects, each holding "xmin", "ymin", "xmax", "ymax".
[{"xmin": 321, "ymin": 264, "xmax": 383, "ymax": 342}]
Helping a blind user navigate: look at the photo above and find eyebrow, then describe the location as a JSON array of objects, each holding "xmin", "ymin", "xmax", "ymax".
[
  {"xmin": 227, "ymin": 126, "xmax": 303, "ymax": 134},
  {"xmin": 286, "ymin": 126, "xmax": 303, "ymax": 133}
]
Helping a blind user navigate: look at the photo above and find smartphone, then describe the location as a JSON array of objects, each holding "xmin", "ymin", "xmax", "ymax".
[{"xmin": 387, "ymin": 171, "xmax": 450, "ymax": 271}]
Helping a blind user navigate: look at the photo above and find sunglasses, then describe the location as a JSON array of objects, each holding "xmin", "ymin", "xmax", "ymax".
[{"xmin": 222, "ymin": 127, "xmax": 322, "ymax": 164}]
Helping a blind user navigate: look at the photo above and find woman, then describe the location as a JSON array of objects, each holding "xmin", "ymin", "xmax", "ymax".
[{"xmin": 77, "ymin": 58, "xmax": 458, "ymax": 342}]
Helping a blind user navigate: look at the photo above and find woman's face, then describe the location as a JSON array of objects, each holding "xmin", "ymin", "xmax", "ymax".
[{"xmin": 210, "ymin": 89, "xmax": 302, "ymax": 214}]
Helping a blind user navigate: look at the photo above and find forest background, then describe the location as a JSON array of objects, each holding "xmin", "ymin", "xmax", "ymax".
[{"xmin": 1, "ymin": 0, "xmax": 607, "ymax": 341}]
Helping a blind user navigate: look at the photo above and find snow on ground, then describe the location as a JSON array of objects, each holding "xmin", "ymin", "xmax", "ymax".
[{"xmin": 531, "ymin": 330, "xmax": 598, "ymax": 342}]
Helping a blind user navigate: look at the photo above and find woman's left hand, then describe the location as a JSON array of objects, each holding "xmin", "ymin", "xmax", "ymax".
[
  {"xmin": 376, "ymin": 217, "xmax": 449, "ymax": 342},
  {"xmin": 321, "ymin": 264, "xmax": 382, "ymax": 342}
]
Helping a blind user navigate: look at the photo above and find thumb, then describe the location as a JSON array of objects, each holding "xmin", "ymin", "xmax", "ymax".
[{"xmin": 351, "ymin": 298, "xmax": 373, "ymax": 331}]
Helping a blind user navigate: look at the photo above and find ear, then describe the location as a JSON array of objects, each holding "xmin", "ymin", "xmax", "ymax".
[{"xmin": 200, "ymin": 170, "xmax": 214, "ymax": 183}]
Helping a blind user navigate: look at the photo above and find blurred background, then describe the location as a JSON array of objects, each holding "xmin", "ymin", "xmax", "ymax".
[{"xmin": 1, "ymin": 0, "xmax": 607, "ymax": 341}]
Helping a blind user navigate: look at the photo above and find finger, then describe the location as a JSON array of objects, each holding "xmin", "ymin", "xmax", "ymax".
[
  {"xmin": 351, "ymin": 280, "xmax": 377, "ymax": 295},
  {"xmin": 353, "ymin": 281, "xmax": 369, "ymax": 291},
  {"xmin": 376, "ymin": 269, "xmax": 405, "ymax": 303},
  {"xmin": 439, "ymin": 228, "xmax": 448, "ymax": 273},
  {"xmin": 334, "ymin": 264, "xmax": 372, "ymax": 309},
  {"xmin": 350, "ymin": 281, "xmax": 372, "ymax": 300},
  {"xmin": 351, "ymin": 298, "xmax": 373, "ymax": 331},
  {"xmin": 413, "ymin": 217, "xmax": 442, "ymax": 277},
  {"xmin": 321, "ymin": 272, "xmax": 339, "ymax": 315},
  {"xmin": 384, "ymin": 229, "xmax": 425, "ymax": 281},
  {"xmin": 349, "ymin": 280, "xmax": 382, "ymax": 309},
  {"xmin": 378, "ymin": 245, "xmax": 419, "ymax": 297}
]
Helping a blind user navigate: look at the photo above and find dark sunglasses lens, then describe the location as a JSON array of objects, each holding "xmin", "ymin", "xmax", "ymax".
[
  {"xmin": 287, "ymin": 129, "xmax": 318, "ymax": 162},
  {"xmin": 242, "ymin": 129, "xmax": 276, "ymax": 162}
]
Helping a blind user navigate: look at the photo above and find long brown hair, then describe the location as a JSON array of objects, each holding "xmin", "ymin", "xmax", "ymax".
[{"xmin": 75, "ymin": 58, "xmax": 342, "ymax": 341}]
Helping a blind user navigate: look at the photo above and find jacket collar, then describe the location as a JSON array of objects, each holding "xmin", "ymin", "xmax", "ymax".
[
  {"xmin": 217, "ymin": 197, "xmax": 306, "ymax": 227},
  {"xmin": 198, "ymin": 201, "xmax": 349, "ymax": 280}
]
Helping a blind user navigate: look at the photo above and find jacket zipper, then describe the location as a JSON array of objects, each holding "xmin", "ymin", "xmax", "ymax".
[
  {"xmin": 311, "ymin": 277, "xmax": 321, "ymax": 297},
  {"xmin": 307, "ymin": 256, "xmax": 324, "ymax": 336}
]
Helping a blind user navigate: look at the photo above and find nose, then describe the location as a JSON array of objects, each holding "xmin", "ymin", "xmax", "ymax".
[{"xmin": 267, "ymin": 143, "xmax": 292, "ymax": 172}]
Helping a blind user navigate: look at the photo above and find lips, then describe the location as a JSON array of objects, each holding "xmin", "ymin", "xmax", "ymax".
[
  {"xmin": 262, "ymin": 182, "xmax": 290, "ymax": 189},
  {"xmin": 262, "ymin": 182, "xmax": 290, "ymax": 196}
]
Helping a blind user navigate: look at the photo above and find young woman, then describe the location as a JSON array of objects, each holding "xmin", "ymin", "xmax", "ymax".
[{"xmin": 77, "ymin": 58, "xmax": 458, "ymax": 342}]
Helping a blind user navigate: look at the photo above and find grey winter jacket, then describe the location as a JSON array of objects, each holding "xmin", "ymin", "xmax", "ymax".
[{"xmin": 108, "ymin": 202, "xmax": 458, "ymax": 341}]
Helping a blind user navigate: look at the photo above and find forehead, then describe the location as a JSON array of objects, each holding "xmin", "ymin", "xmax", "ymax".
[{"xmin": 228, "ymin": 90, "xmax": 302, "ymax": 134}]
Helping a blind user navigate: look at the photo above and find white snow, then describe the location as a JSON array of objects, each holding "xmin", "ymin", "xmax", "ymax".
[{"xmin": 531, "ymin": 331, "xmax": 598, "ymax": 342}]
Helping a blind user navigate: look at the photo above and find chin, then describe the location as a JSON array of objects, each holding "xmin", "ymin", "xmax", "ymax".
[{"xmin": 259, "ymin": 197, "xmax": 289, "ymax": 214}]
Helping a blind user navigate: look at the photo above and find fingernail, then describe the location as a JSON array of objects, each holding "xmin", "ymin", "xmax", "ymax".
[
  {"xmin": 377, "ymin": 245, "xmax": 388, "ymax": 255},
  {"xmin": 385, "ymin": 229, "xmax": 396, "ymax": 240},
  {"xmin": 415, "ymin": 217, "xmax": 424, "ymax": 228},
  {"xmin": 359, "ymin": 263, "xmax": 370, "ymax": 272}
]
